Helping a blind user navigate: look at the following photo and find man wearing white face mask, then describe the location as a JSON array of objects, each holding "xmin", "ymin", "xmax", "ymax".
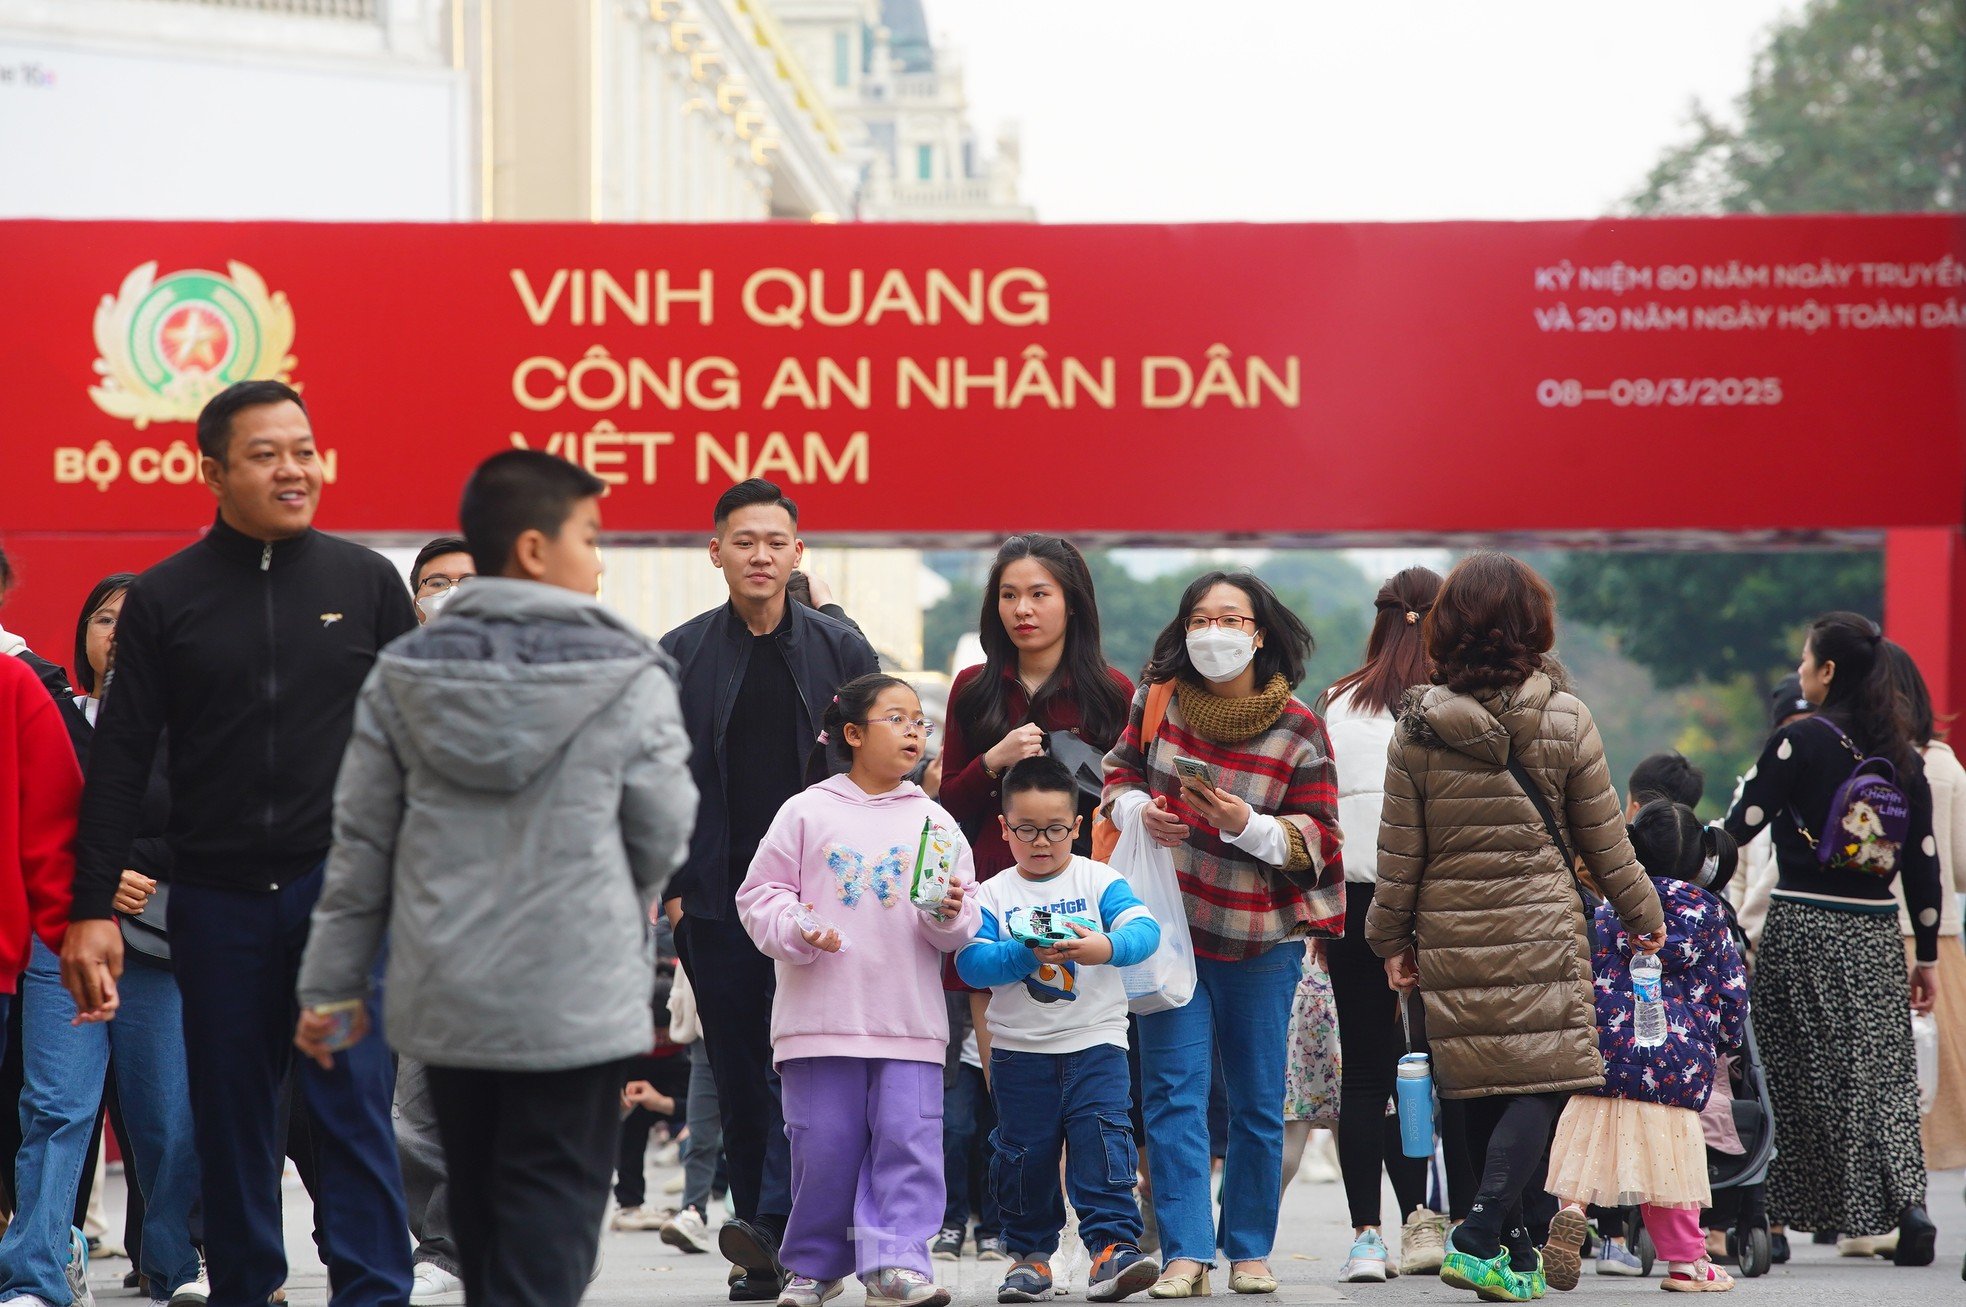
[
  {"xmin": 394, "ymin": 537, "xmax": 476, "ymax": 1305},
  {"xmin": 1100, "ymin": 570, "xmax": 1346, "ymax": 1300},
  {"xmin": 410, "ymin": 537, "xmax": 476, "ymax": 624}
]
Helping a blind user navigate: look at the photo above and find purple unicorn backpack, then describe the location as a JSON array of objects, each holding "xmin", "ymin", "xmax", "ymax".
[{"xmin": 1793, "ymin": 717, "xmax": 1911, "ymax": 877}]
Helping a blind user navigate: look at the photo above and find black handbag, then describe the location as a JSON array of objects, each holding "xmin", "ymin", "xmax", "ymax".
[
  {"xmin": 119, "ymin": 882, "xmax": 173, "ymax": 967},
  {"xmin": 1042, "ymin": 729, "xmax": 1108, "ymax": 802}
]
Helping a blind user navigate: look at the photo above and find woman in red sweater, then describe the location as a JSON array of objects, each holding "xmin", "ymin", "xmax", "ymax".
[
  {"xmin": 0, "ymin": 649, "xmax": 81, "ymax": 1050},
  {"xmin": 941, "ymin": 535, "xmax": 1133, "ymax": 886}
]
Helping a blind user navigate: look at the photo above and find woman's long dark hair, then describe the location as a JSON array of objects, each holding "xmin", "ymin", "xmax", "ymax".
[
  {"xmin": 72, "ymin": 573, "xmax": 138, "ymax": 697},
  {"xmin": 1325, "ymin": 566, "xmax": 1443, "ymax": 715},
  {"xmin": 1141, "ymin": 570, "xmax": 1313, "ymax": 690},
  {"xmin": 1808, "ymin": 611, "xmax": 1916, "ymax": 772},
  {"xmin": 1874, "ymin": 636, "xmax": 1942, "ymax": 750},
  {"xmin": 952, "ymin": 535, "xmax": 1128, "ymax": 752}
]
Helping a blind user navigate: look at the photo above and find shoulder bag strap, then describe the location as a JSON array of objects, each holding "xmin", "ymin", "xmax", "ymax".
[
  {"xmin": 1502, "ymin": 752, "xmax": 1597, "ymax": 911},
  {"xmin": 1141, "ymin": 679, "xmax": 1175, "ymax": 750},
  {"xmin": 1788, "ymin": 716, "xmax": 1866, "ymax": 849}
]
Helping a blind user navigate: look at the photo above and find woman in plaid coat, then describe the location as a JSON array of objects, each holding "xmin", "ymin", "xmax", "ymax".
[{"xmin": 1101, "ymin": 570, "xmax": 1345, "ymax": 1299}]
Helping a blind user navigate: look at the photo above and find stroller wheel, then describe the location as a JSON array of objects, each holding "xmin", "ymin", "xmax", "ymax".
[
  {"xmin": 1738, "ymin": 1225, "xmax": 1771, "ymax": 1278},
  {"xmin": 1634, "ymin": 1217, "xmax": 1657, "ymax": 1277}
]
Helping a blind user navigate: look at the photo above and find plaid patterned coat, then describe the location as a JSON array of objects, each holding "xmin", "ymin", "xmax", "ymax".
[{"xmin": 1102, "ymin": 678, "xmax": 1346, "ymax": 961}]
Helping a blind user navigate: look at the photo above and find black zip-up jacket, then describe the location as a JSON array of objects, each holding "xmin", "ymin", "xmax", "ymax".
[
  {"xmin": 658, "ymin": 599, "xmax": 878, "ymax": 919},
  {"xmin": 72, "ymin": 515, "xmax": 416, "ymax": 920}
]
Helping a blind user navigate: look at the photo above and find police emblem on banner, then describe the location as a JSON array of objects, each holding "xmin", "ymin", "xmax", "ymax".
[{"xmin": 89, "ymin": 261, "xmax": 297, "ymax": 428}]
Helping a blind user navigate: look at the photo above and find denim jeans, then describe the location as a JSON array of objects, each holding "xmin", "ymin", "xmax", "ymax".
[
  {"xmin": 988, "ymin": 1043, "xmax": 1142, "ymax": 1258},
  {"xmin": 0, "ymin": 939, "xmax": 201, "ymax": 1301},
  {"xmin": 171, "ymin": 866, "xmax": 411, "ymax": 1307},
  {"xmin": 942, "ymin": 1062, "xmax": 1000, "ymax": 1239},
  {"xmin": 1138, "ymin": 941, "xmax": 1303, "ymax": 1264}
]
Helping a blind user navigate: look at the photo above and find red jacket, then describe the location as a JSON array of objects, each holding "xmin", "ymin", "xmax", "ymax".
[
  {"xmin": 0, "ymin": 654, "xmax": 79, "ymax": 992},
  {"xmin": 940, "ymin": 663, "xmax": 1135, "ymax": 883}
]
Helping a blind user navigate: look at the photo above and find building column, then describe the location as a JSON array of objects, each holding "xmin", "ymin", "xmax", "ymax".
[{"xmin": 1885, "ymin": 527, "xmax": 1966, "ymax": 723}]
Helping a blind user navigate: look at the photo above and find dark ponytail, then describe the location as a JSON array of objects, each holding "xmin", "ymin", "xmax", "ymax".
[
  {"xmin": 1808, "ymin": 611, "xmax": 1914, "ymax": 772},
  {"xmin": 803, "ymin": 672, "xmax": 912, "ymax": 785},
  {"xmin": 1628, "ymin": 799, "xmax": 1739, "ymax": 893}
]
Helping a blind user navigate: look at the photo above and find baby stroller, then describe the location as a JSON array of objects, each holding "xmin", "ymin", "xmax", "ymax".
[{"xmin": 1625, "ymin": 902, "xmax": 1777, "ymax": 1277}]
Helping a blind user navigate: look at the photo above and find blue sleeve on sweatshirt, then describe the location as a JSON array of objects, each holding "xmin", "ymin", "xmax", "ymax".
[
  {"xmin": 956, "ymin": 907, "xmax": 1041, "ymax": 989},
  {"xmin": 1099, "ymin": 879, "xmax": 1161, "ymax": 969}
]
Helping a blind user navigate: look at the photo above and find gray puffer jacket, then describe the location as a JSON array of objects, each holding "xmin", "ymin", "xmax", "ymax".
[{"xmin": 298, "ymin": 579, "xmax": 697, "ymax": 1071}]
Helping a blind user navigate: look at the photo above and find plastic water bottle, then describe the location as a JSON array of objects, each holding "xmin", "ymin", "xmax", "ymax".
[
  {"xmin": 791, "ymin": 904, "xmax": 851, "ymax": 953},
  {"xmin": 1395, "ymin": 1054, "xmax": 1435, "ymax": 1158},
  {"xmin": 1631, "ymin": 951, "xmax": 1666, "ymax": 1048}
]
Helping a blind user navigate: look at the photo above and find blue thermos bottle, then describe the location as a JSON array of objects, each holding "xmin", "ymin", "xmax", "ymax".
[{"xmin": 1396, "ymin": 1053, "xmax": 1434, "ymax": 1157}]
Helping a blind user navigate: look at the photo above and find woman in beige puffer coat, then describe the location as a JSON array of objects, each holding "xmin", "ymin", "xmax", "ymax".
[{"xmin": 1364, "ymin": 553, "xmax": 1663, "ymax": 1290}]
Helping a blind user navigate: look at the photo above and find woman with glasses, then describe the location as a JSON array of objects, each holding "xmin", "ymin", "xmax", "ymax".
[{"xmin": 1101, "ymin": 571, "xmax": 1345, "ymax": 1299}]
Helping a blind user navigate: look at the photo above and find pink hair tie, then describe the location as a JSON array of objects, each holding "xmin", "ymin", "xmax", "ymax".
[{"xmin": 816, "ymin": 730, "xmax": 830, "ymax": 745}]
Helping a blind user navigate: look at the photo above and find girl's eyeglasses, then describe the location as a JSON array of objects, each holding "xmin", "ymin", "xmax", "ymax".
[{"xmin": 861, "ymin": 714, "xmax": 936, "ymax": 738}]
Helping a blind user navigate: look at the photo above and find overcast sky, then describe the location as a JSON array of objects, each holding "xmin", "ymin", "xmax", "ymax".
[{"xmin": 929, "ymin": 0, "xmax": 1803, "ymax": 223}]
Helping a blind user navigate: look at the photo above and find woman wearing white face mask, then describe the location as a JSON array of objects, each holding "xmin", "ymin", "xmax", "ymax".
[{"xmin": 1101, "ymin": 571, "xmax": 1345, "ymax": 1299}]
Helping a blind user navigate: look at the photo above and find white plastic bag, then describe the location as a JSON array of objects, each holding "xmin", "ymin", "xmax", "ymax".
[
  {"xmin": 668, "ymin": 964, "xmax": 700, "ymax": 1045},
  {"xmin": 1110, "ymin": 813, "xmax": 1196, "ymax": 1014},
  {"xmin": 1912, "ymin": 1011, "xmax": 1939, "ymax": 1114}
]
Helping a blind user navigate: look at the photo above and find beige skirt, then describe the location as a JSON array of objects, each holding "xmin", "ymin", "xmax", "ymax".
[
  {"xmin": 1908, "ymin": 936, "xmax": 1966, "ymax": 1170},
  {"xmin": 1546, "ymin": 1095, "xmax": 1710, "ymax": 1210}
]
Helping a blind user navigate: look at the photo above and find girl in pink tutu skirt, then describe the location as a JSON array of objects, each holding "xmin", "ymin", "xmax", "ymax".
[{"xmin": 1542, "ymin": 801, "xmax": 1749, "ymax": 1294}]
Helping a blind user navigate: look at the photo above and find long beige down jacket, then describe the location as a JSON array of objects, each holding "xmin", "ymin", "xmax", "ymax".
[{"xmin": 1365, "ymin": 671, "xmax": 1663, "ymax": 1098}]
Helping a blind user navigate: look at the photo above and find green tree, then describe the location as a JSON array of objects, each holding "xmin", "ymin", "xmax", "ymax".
[
  {"xmin": 1552, "ymin": 552, "xmax": 1883, "ymax": 689},
  {"xmin": 1630, "ymin": 0, "xmax": 1964, "ymax": 214}
]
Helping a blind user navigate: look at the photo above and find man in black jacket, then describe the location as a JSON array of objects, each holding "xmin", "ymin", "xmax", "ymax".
[
  {"xmin": 62, "ymin": 380, "xmax": 416, "ymax": 1307},
  {"xmin": 660, "ymin": 480, "xmax": 878, "ymax": 1301}
]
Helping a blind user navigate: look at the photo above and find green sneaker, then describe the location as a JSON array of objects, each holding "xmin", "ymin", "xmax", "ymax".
[
  {"xmin": 1441, "ymin": 1248, "xmax": 1534, "ymax": 1303},
  {"xmin": 1518, "ymin": 1252, "xmax": 1546, "ymax": 1300}
]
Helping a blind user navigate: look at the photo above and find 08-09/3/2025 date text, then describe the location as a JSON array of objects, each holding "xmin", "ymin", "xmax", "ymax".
[{"xmin": 1535, "ymin": 377, "xmax": 1783, "ymax": 408}]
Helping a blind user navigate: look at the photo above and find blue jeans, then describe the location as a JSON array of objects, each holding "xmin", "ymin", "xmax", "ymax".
[
  {"xmin": 171, "ymin": 866, "xmax": 410, "ymax": 1307},
  {"xmin": 988, "ymin": 1044, "xmax": 1142, "ymax": 1258},
  {"xmin": 0, "ymin": 940, "xmax": 201, "ymax": 1300},
  {"xmin": 1138, "ymin": 941, "xmax": 1303, "ymax": 1264},
  {"xmin": 942, "ymin": 1062, "xmax": 1000, "ymax": 1239}
]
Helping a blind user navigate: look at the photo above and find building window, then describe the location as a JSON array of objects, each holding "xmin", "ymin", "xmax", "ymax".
[
  {"xmin": 916, "ymin": 145, "xmax": 933, "ymax": 180},
  {"xmin": 834, "ymin": 31, "xmax": 851, "ymax": 87}
]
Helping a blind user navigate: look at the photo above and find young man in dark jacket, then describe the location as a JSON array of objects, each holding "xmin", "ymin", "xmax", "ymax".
[
  {"xmin": 62, "ymin": 380, "xmax": 417, "ymax": 1307},
  {"xmin": 659, "ymin": 479, "xmax": 879, "ymax": 1301}
]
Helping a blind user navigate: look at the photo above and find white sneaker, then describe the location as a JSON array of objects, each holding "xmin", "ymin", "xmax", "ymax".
[
  {"xmin": 663, "ymin": 1173, "xmax": 686, "ymax": 1195},
  {"xmin": 167, "ymin": 1256, "xmax": 209, "ymax": 1306},
  {"xmin": 65, "ymin": 1228, "xmax": 95, "ymax": 1307},
  {"xmin": 1836, "ymin": 1235, "xmax": 1880, "ymax": 1258},
  {"xmin": 1399, "ymin": 1208, "xmax": 1446, "ymax": 1275},
  {"xmin": 776, "ymin": 1275, "xmax": 845, "ymax": 1307},
  {"xmin": 612, "ymin": 1204, "xmax": 669, "ymax": 1231},
  {"xmin": 662, "ymin": 1206, "xmax": 714, "ymax": 1254},
  {"xmin": 1055, "ymin": 1208, "xmax": 1085, "ymax": 1296},
  {"xmin": 409, "ymin": 1263, "xmax": 465, "ymax": 1306}
]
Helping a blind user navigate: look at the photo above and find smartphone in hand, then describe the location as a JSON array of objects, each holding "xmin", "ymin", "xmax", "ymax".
[{"xmin": 1173, "ymin": 755, "xmax": 1219, "ymax": 792}]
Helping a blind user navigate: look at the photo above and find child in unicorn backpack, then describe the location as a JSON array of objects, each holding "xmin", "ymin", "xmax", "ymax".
[
  {"xmin": 1541, "ymin": 801, "xmax": 1750, "ymax": 1294},
  {"xmin": 736, "ymin": 673, "xmax": 981, "ymax": 1307}
]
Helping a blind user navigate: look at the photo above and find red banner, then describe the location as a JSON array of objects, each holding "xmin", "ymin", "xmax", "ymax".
[{"xmin": 1, "ymin": 215, "xmax": 1962, "ymax": 540}]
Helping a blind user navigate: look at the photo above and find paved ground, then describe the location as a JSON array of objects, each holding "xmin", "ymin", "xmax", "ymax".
[{"xmin": 90, "ymin": 1160, "xmax": 1966, "ymax": 1305}]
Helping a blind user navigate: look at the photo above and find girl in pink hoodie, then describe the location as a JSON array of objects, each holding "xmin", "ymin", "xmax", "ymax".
[{"xmin": 738, "ymin": 673, "xmax": 981, "ymax": 1307}]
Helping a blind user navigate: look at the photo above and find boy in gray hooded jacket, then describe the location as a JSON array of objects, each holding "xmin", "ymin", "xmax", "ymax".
[{"xmin": 297, "ymin": 450, "xmax": 697, "ymax": 1307}]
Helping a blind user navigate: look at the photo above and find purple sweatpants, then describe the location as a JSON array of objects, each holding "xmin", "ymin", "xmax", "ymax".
[{"xmin": 779, "ymin": 1057, "xmax": 944, "ymax": 1281}]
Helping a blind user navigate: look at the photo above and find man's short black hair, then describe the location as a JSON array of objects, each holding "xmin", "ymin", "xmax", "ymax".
[
  {"xmin": 410, "ymin": 536, "xmax": 473, "ymax": 589},
  {"xmin": 458, "ymin": 451, "xmax": 605, "ymax": 577},
  {"xmin": 713, "ymin": 478, "xmax": 799, "ymax": 530},
  {"xmin": 195, "ymin": 379, "xmax": 306, "ymax": 463},
  {"xmin": 1628, "ymin": 751, "xmax": 1704, "ymax": 810},
  {"xmin": 1000, "ymin": 756, "xmax": 1078, "ymax": 810}
]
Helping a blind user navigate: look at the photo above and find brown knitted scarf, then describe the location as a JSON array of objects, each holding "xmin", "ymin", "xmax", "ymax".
[{"xmin": 1175, "ymin": 674, "xmax": 1295, "ymax": 744}]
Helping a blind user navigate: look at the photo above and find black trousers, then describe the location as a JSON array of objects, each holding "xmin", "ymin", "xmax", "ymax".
[
  {"xmin": 614, "ymin": 1052, "xmax": 691, "ymax": 1207},
  {"xmin": 1328, "ymin": 883, "xmax": 1431, "ymax": 1228},
  {"xmin": 675, "ymin": 909, "xmax": 792, "ymax": 1236},
  {"xmin": 427, "ymin": 1061, "xmax": 624, "ymax": 1307},
  {"xmin": 1459, "ymin": 1091, "xmax": 1568, "ymax": 1257}
]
